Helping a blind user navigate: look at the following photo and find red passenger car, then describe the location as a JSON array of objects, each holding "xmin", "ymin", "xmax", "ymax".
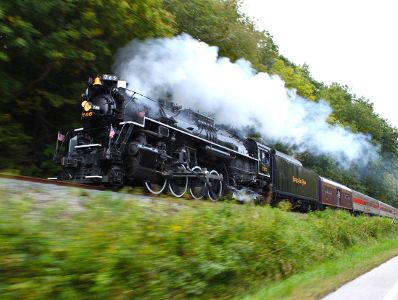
[{"xmin": 319, "ymin": 177, "xmax": 352, "ymax": 210}]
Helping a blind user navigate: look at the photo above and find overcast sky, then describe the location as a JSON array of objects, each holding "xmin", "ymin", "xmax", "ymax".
[{"xmin": 241, "ymin": 0, "xmax": 398, "ymax": 128}]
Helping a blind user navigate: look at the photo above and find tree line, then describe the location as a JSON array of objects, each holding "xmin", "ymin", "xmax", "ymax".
[{"xmin": 1, "ymin": 0, "xmax": 397, "ymax": 206}]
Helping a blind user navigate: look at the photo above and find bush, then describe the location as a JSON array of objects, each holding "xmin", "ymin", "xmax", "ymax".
[
  {"xmin": 276, "ymin": 200, "xmax": 292, "ymax": 212},
  {"xmin": 0, "ymin": 193, "xmax": 397, "ymax": 299}
]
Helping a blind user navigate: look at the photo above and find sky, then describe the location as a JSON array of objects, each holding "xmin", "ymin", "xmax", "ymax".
[{"xmin": 241, "ymin": 0, "xmax": 398, "ymax": 128}]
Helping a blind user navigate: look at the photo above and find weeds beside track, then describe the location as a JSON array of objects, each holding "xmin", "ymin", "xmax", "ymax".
[{"xmin": 0, "ymin": 184, "xmax": 397, "ymax": 299}]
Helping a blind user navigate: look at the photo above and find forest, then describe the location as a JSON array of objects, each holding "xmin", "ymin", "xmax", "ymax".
[{"xmin": 1, "ymin": 0, "xmax": 398, "ymax": 206}]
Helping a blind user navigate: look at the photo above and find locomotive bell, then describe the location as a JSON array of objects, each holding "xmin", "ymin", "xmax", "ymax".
[{"xmin": 93, "ymin": 76, "xmax": 102, "ymax": 86}]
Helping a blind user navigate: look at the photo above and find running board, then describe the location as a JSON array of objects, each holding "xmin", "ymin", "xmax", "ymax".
[{"xmin": 75, "ymin": 144, "xmax": 102, "ymax": 149}]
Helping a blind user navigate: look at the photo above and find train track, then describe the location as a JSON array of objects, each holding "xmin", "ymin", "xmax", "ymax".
[
  {"xmin": 0, "ymin": 173, "xmax": 217, "ymax": 209},
  {"xmin": 0, "ymin": 174, "xmax": 261, "ymax": 206},
  {"xmin": 0, "ymin": 174, "xmax": 314, "ymax": 217},
  {"xmin": 0, "ymin": 173, "xmax": 234, "ymax": 205},
  {"xmin": 0, "ymin": 174, "xmax": 106, "ymax": 191},
  {"xmin": 0, "ymin": 174, "xmax": 201, "ymax": 203}
]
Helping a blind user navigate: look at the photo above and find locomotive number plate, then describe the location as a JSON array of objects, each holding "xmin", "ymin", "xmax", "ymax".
[{"xmin": 82, "ymin": 112, "xmax": 93, "ymax": 117}]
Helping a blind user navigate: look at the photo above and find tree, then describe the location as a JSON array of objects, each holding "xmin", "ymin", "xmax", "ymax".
[
  {"xmin": 317, "ymin": 84, "xmax": 398, "ymax": 155},
  {"xmin": 0, "ymin": 0, "xmax": 175, "ymax": 174},
  {"xmin": 164, "ymin": 0, "xmax": 278, "ymax": 71},
  {"xmin": 270, "ymin": 58, "xmax": 317, "ymax": 100}
]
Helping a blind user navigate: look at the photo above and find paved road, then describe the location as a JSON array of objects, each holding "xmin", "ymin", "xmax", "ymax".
[{"xmin": 322, "ymin": 256, "xmax": 398, "ymax": 300}]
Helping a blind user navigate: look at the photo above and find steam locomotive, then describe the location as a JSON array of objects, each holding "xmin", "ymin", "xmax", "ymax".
[{"xmin": 52, "ymin": 74, "xmax": 398, "ymax": 218}]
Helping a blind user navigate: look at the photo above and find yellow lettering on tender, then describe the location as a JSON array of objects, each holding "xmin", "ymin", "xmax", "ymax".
[{"xmin": 292, "ymin": 176, "xmax": 307, "ymax": 186}]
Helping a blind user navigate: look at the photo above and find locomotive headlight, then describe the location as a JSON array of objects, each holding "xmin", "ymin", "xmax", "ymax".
[{"xmin": 81, "ymin": 100, "xmax": 92, "ymax": 112}]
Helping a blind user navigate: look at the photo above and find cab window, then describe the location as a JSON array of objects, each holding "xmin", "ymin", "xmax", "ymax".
[
  {"xmin": 260, "ymin": 150, "xmax": 270, "ymax": 164},
  {"xmin": 259, "ymin": 149, "xmax": 270, "ymax": 175}
]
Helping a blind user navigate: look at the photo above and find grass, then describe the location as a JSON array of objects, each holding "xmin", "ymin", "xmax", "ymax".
[
  {"xmin": 240, "ymin": 235, "xmax": 398, "ymax": 300},
  {"xmin": 0, "ymin": 187, "xmax": 398, "ymax": 299}
]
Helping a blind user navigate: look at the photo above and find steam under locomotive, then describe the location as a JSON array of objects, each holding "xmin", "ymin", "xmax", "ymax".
[{"xmin": 51, "ymin": 74, "xmax": 398, "ymax": 218}]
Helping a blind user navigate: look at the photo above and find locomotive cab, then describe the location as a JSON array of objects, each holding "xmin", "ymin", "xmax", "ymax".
[{"xmin": 244, "ymin": 139, "xmax": 271, "ymax": 177}]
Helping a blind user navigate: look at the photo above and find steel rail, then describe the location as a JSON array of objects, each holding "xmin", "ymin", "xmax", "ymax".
[{"xmin": 0, "ymin": 174, "xmax": 106, "ymax": 191}]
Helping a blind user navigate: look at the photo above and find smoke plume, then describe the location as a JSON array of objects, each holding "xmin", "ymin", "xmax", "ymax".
[{"xmin": 113, "ymin": 34, "xmax": 379, "ymax": 167}]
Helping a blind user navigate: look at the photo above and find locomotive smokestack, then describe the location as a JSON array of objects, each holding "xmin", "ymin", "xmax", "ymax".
[{"xmin": 112, "ymin": 34, "xmax": 379, "ymax": 168}]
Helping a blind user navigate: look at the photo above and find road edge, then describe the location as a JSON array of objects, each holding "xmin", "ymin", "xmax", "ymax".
[{"xmin": 240, "ymin": 235, "xmax": 398, "ymax": 300}]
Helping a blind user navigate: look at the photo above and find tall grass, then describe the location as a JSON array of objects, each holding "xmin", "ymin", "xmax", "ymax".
[{"xmin": 0, "ymin": 192, "xmax": 397, "ymax": 299}]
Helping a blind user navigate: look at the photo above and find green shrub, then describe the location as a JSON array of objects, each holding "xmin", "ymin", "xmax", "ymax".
[
  {"xmin": 0, "ymin": 193, "xmax": 397, "ymax": 299},
  {"xmin": 276, "ymin": 200, "xmax": 292, "ymax": 212}
]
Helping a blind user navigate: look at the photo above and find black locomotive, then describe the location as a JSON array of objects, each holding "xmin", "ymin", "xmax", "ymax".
[{"xmin": 53, "ymin": 74, "xmax": 321, "ymax": 205}]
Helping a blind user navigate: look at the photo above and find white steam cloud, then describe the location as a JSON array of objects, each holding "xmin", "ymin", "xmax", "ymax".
[{"xmin": 113, "ymin": 34, "xmax": 378, "ymax": 166}]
